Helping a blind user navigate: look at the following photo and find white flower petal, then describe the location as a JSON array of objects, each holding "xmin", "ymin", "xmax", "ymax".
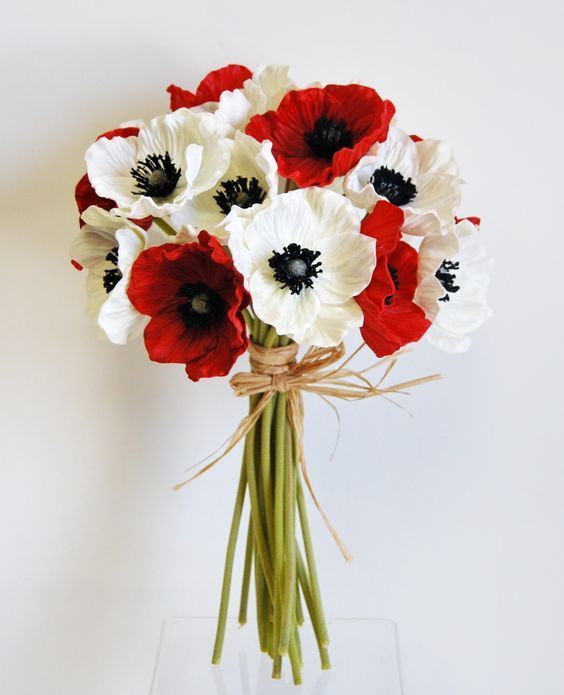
[
  {"xmin": 250, "ymin": 270, "xmax": 320, "ymax": 337},
  {"xmin": 184, "ymin": 143, "xmax": 204, "ymax": 191},
  {"xmin": 411, "ymin": 173, "xmax": 461, "ymax": 224},
  {"xmin": 97, "ymin": 272, "xmax": 147, "ymax": 345},
  {"xmin": 70, "ymin": 226, "xmax": 115, "ymax": 268},
  {"xmin": 174, "ymin": 132, "xmax": 279, "ymax": 241},
  {"xmin": 426, "ymin": 324, "xmax": 472, "ymax": 353},
  {"xmin": 401, "ymin": 209, "xmax": 443, "ymax": 237},
  {"xmin": 298, "ymin": 299, "xmax": 364, "ymax": 347},
  {"xmin": 71, "ymin": 205, "xmax": 148, "ymax": 343},
  {"xmin": 426, "ymin": 221, "xmax": 493, "ymax": 352},
  {"xmin": 86, "ymin": 108, "xmax": 232, "ymax": 218},
  {"xmin": 415, "ymin": 139, "xmax": 459, "ymax": 178},
  {"xmin": 85, "ymin": 135, "xmax": 138, "ymax": 208},
  {"xmin": 314, "ymin": 233, "xmax": 375, "ymax": 305},
  {"xmin": 215, "ymin": 89, "xmax": 252, "ymax": 129},
  {"xmin": 85, "ymin": 270, "xmax": 108, "ymax": 320},
  {"xmin": 115, "ymin": 227, "xmax": 146, "ymax": 274},
  {"xmin": 229, "ymin": 187, "xmax": 374, "ymax": 346},
  {"xmin": 373, "ymin": 127, "xmax": 418, "ymax": 179}
]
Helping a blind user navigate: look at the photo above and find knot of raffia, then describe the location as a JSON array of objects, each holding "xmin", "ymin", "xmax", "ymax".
[
  {"xmin": 238, "ymin": 342, "xmax": 300, "ymax": 395},
  {"xmin": 230, "ymin": 342, "xmax": 349, "ymax": 399},
  {"xmin": 175, "ymin": 341, "xmax": 442, "ymax": 561}
]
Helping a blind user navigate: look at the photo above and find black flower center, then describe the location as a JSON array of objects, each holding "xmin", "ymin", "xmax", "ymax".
[
  {"xmin": 103, "ymin": 247, "xmax": 122, "ymax": 294},
  {"xmin": 435, "ymin": 259, "xmax": 460, "ymax": 302},
  {"xmin": 304, "ymin": 117, "xmax": 353, "ymax": 159},
  {"xmin": 214, "ymin": 176, "xmax": 266, "ymax": 215},
  {"xmin": 370, "ymin": 166, "xmax": 417, "ymax": 207},
  {"xmin": 268, "ymin": 243, "xmax": 322, "ymax": 295},
  {"xmin": 177, "ymin": 282, "xmax": 225, "ymax": 329},
  {"xmin": 384, "ymin": 263, "xmax": 400, "ymax": 306},
  {"xmin": 131, "ymin": 151, "xmax": 181, "ymax": 198}
]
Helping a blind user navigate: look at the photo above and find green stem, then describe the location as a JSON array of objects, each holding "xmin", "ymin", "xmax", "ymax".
[
  {"xmin": 288, "ymin": 628, "xmax": 303, "ymax": 684},
  {"xmin": 296, "ymin": 548, "xmax": 331, "ymax": 670},
  {"xmin": 254, "ymin": 547, "xmax": 267, "ymax": 653},
  {"xmin": 272, "ymin": 655, "xmax": 282, "ymax": 680},
  {"xmin": 153, "ymin": 217, "xmax": 177, "ymax": 236},
  {"xmin": 260, "ymin": 395, "xmax": 276, "ymax": 552},
  {"xmin": 263, "ymin": 324, "xmax": 280, "ymax": 348},
  {"xmin": 297, "ymin": 474, "xmax": 330, "ymax": 649},
  {"xmin": 212, "ymin": 464, "xmax": 247, "ymax": 664},
  {"xmin": 273, "ymin": 391, "xmax": 287, "ymax": 654},
  {"xmin": 294, "ymin": 624, "xmax": 303, "ymax": 667},
  {"xmin": 245, "ymin": 410, "xmax": 274, "ymax": 598},
  {"xmin": 238, "ymin": 517, "xmax": 253, "ymax": 625},
  {"xmin": 295, "ymin": 579, "xmax": 304, "ymax": 626},
  {"xmin": 279, "ymin": 422, "xmax": 296, "ymax": 655}
]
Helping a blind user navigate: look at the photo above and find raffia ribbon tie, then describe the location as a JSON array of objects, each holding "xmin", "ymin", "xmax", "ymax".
[{"xmin": 175, "ymin": 341, "xmax": 442, "ymax": 561}]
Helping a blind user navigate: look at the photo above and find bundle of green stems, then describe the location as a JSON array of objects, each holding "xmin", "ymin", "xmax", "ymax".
[{"xmin": 211, "ymin": 313, "xmax": 330, "ymax": 684}]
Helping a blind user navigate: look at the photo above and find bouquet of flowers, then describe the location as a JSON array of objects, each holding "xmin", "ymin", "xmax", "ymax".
[{"xmin": 70, "ymin": 63, "xmax": 492, "ymax": 684}]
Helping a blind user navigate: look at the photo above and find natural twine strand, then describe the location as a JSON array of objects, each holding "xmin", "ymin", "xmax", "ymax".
[{"xmin": 175, "ymin": 341, "xmax": 441, "ymax": 561}]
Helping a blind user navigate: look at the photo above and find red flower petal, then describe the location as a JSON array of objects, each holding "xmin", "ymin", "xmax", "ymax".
[
  {"xmin": 127, "ymin": 232, "xmax": 249, "ymax": 381},
  {"xmin": 359, "ymin": 242, "xmax": 430, "ymax": 357},
  {"xmin": 361, "ymin": 201, "xmax": 404, "ymax": 257},
  {"xmin": 455, "ymin": 215, "xmax": 481, "ymax": 228},
  {"xmin": 167, "ymin": 64, "xmax": 252, "ymax": 110},
  {"xmin": 74, "ymin": 173, "xmax": 114, "ymax": 225},
  {"xmin": 246, "ymin": 84, "xmax": 395, "ymax": 187}
]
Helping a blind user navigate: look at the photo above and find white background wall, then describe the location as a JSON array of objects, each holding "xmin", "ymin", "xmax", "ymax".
[{"xmin": 1, "ymin": 1, "xmax": 563, "ymax": 693}]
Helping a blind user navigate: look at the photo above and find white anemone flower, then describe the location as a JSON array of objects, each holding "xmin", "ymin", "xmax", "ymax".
[
  {"xmin": 413, "ymin": 231, "xmax": 460, "ymax": 321},
  {"xmin": 170, "ymin": 131, "xmax": 278, "ymax": 241},
  {"xmin": 70, "ymin": 206, "xmax": 153, "ymax": 344},
  {"xmin": 227, "ymin": 187, "xmax": 376, "ymax": 347},
  {"xmin": 344, "ymin": 127, "xmax": 462, "ymax": 236},
  {"xmin": 419, "ymin": 218, "xmax": 493, "ymax": 352},
  {"xmin": 85, "ymin": 109, "xmax": 232, "ymax": 219},
  {"xmin": 214, "ymin": 64, "xmax": 296, "ymax": 130}
]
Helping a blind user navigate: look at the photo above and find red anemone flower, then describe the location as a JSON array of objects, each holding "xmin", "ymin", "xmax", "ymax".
[
  {"xmin": 167, "ymin": 64, "xmax": 253, "ymax": 111},
  {"xmin": 358, "ymin": 241, "xmax": 431, "ymax": 357},
  {"xmin": 245, "ymin": 84, "xmax": 395, "ymax": 188},
  {"xmin": 127, "ymin": 232, "xmax": 250, "ymax": 381},
  {"xmin": 74, "ymin": 126, "xmax": 152, "ymax": 230}
]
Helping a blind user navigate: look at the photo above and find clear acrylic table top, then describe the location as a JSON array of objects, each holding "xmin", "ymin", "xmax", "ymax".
[{"xmin": 150, "ymin": 617, "xmax": 403, "ymax": 695}]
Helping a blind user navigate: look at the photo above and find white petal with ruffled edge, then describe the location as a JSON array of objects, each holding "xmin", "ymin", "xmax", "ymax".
[
  {"xmin": 298, "ymin": 299, "xmax": 364, "ymax": 347},
  {"xmin": 228, "ymin": 187, "xmax": 376, "ymax": 346},
  {"xmin": 85, "ymin": 109, "xmax": 232, "ymax": 219},
  {"xmin": 344, "ymin": 127, "xmax": 462, "ymax": 236},
  {"xmin": 249, "ymin": 270, "xmax": 320, "ymax": 337},
  {"xmin": 170, "ymin": 132, "xmax": 278, "ymax": 241},
  {"xmin": 70, "ymin": 206, "xmax": 151, "ymax": 344},
  {"xmin": 424, "ymin": 220, "xmax": 493, "ymax": 353},
  {"xmin": 98, "ymin": 228, "xmax": 148, "ymax": 344},
  {"xmin": 214, "ymin": 64, "xmax": 296, "ymax": 131},
  {"xmin": 414, "ymin": 231, "xmax": 459, "ymax": 321}
]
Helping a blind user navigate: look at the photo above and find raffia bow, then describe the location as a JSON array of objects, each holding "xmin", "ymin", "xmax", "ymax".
[{"xmin": 175, "ymin": 341, "xmax": 441, "ymax": 560}]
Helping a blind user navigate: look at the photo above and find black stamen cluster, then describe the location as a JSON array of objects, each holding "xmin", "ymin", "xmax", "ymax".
[
  {"xmin": 304, "ymin": 117, "xmax": 353, "ymax": 159},
  {"xmin": 268, "ymin": 243, "xmax": 322, "ymax": 295},
  {"xmin": 131, "ymin": 151, "xmax": 181, "ymax": 198},
  {"xmin": 436, "ymin": 259, "xmax": 460, "ymax": 302},
  {"xmin": 177, "ymin": 282, "xmax": 225, "ymax": 329},
  {"xmin": 213, "ymin": 176, "xmax": 266, "ymax": 215},
  {"xmin": 103, "ymin": 247, "xmax": 122, "ymax": 293},
  {"xmin": 370, "ymin": 166, "xmax": 417, "ymax": 207}
]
